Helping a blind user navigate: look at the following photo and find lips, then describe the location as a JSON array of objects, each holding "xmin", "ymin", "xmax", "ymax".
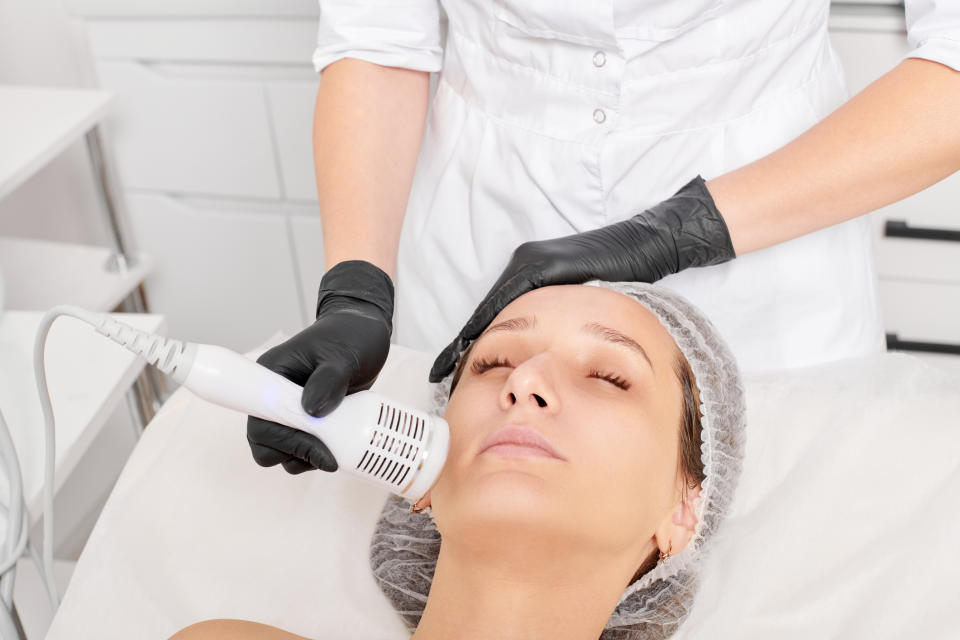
[{"xmin": 478, "ymin": 424, "xmax": 567, "ymax": 461}]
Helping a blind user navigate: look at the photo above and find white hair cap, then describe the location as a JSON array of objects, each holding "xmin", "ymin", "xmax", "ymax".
[{"xmin": 369, "ymin": 280, "xmax": 748, "ymax": 639}]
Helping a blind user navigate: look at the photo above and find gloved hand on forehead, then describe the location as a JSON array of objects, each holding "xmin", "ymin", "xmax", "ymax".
[{"xmin": 428, "ymin": 174, "xmax": 737, "ymax": 383}]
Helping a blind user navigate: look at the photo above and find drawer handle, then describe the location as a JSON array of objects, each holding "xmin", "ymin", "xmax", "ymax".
[
  {"xmin": 884, "ymin": 219, "xmax": 960, "ymax": 243},
  {"xmin": 886, "ymin": 333, "xmax": 960, "ymax": 356}
]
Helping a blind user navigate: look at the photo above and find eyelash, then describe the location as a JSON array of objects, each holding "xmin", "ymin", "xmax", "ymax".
[{"xmin": 469, "ymin": 355, "xmax": 632, "ymax": 390}]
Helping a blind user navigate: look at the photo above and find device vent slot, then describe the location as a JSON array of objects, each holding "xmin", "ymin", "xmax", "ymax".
[
  {"xmin": 357, "ymin": 450, "xmax": 370, "ymax": 470},
  {"xmin": 397, "ymin": 466, "xmax": 411, "ymax": 487},
  {"xmin": 363, "ymin": 453, "xmax": 381, "ymax": 473},
  {"xmin": 378, "ymin": 403, "xmax": 385, "ymax": 426},
  {"xmin": 379, "ymin": 459, "xmax": 396, "ymax": 479},
  {"xmin": 373, "ymin": 454, "xmax": 389, "ymax": 477},
  {"xmin": 389, "ymin": 462, "xmax": 406, "ymax": 484}
]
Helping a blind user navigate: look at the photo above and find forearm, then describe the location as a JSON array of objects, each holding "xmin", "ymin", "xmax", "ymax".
[
  {"xmin": 313, "ymin": 58, "xmax": 431, "ymax": 280},
  {"xmin": 706, "ymin": 57, "xmax": 960, "ymax": 255}
]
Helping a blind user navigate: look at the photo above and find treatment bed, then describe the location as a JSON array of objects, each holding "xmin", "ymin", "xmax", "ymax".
[{"xmin": 45, "ymin": 334, "xmax": 960, "ymax": 639}]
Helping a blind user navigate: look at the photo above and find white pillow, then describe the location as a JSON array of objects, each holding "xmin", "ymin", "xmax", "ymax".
[{"xmin": 46, "ymin": 334, "xmax": 960, "ymax": 640}]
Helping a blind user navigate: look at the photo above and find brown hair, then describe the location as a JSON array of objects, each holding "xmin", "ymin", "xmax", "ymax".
[{"xmin": 448, "ymin": 340, "xmax": 704, "ymax": 586}]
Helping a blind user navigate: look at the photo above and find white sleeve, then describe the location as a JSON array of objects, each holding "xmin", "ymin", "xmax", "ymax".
[
  {"xmin": 313, "ymin": 0, "xmax": 444, "ymax": 73},
  {"xmin": 902, "ymin": 0, "xmax": 960, "ymax": 71}
]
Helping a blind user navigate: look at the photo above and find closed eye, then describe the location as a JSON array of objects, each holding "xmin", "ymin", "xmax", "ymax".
[
  {"xmin": 470, "ymin": 355, "xmax": 631, "ymax": 390},
  {"xmin": 470, "ymin": 355, "xmax": 511, "ymax": 375}
]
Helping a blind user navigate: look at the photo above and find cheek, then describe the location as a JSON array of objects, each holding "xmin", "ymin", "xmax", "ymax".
[
  {"xmin": 571, "ymin": 403, "xmax": 679, "ymax": 526},
  {"xmin": 428, "ymin": 390, "xmax": 487, "ymax": 496},
  {"xmin": 440, "ymin": 390, "xmax": 480, "ymax": 459}
]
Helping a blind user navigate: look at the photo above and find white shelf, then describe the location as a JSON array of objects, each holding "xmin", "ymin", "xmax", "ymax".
[
  {"xmin": 0, "ymin": 236, "xmax": 154, "ymax": 313},
  {"xmin": 0, "ymin": 85, "xmax": 113, "ymax": 202},
  {"xmin": 0, "ymin": 310, "xmax": 166, "ymax": 528}
]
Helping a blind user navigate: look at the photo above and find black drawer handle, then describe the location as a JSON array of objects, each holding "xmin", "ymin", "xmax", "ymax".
[
  {"xmin": 884, "ymin": 219, "xmax": 960, "ymax": 243},
  {"xmin": 886, "ymin": 333, "xmax": 960, "ymax": 355}
]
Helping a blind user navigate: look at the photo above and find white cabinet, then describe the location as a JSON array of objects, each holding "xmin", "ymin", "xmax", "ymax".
[
  {"xmin": 84, "ymin": 18, "xmax": 317, "ymax": 64},
  {"xmin": 829, "ymin": 4, "xmax": 960, "ymax": 353},
  {"xmin": 289, "ymin": 212, "xmax": 327, "ymax": 319},
  {"xmin": 67, "ymin": 6, "xmax": 328, "ymax": 343},
  {"xmin": 96, "ymin": 61, "xmax": 282, "ymax": 199},
  {"xmin": 268, "ymin": 82, "xmax": 326, "ymax": 202},
  {"xmin": 125, "ymin": 193, "xmax": 305, "ymax": 351},
  {"xmin": 878, "ymin": 280, "xmax": 960, "ymax": 345}
]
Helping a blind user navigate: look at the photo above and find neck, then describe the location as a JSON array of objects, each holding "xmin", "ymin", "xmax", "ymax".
[{"xmin": 410, "ymin": 529, "xmax": 647, "ymax": 640}]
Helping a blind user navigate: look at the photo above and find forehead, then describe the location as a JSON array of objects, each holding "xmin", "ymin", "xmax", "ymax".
[{"xmin": 485, "ymin": 285, "xmax": 677, "ymax": 361}]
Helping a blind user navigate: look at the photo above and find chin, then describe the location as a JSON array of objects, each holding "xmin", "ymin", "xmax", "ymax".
[{"xmin": 438, "ymin": 473, "xmax": 562, "ymax": 528}]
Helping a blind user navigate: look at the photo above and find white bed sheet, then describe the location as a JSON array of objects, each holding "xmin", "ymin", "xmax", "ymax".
[{"xmin": 46, "ymin": 334, "xmax": 960, "ymax": 639}]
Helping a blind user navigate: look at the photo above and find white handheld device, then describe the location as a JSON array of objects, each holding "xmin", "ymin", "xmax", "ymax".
[{"xmin": 87, "ymin": 309, "xmax": 449, "ymax": 500}]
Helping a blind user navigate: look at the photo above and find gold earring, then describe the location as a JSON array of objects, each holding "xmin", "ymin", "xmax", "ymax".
[
  {"xmin": 410, "ymin": 496, "xmax": 427, "ymax": 514},
  {"xmin": 659, "ymin": 540, "xmax": 673, "ymax": 561}
]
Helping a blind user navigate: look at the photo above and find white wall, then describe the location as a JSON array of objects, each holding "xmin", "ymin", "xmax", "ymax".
[{"xmin": 0, "ymin": 0, "xmax": 108, "ymax": 246}]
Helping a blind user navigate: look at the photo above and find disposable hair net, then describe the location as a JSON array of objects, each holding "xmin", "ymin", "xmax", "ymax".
[{"xmin": 369, "ymin": 280, "xmax": 748, "ymax": 639}]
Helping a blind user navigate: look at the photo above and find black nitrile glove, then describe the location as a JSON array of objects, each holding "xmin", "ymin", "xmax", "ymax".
[
  {"xmin": 246, "ymin": 259, "xmax": 394, "ymax": 474},
  {"xmin": 428, "ymin": 174, "xmax": 736, "ymax": 382}
]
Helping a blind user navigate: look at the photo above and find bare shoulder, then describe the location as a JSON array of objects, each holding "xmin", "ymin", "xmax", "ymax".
[{"xmin": 168, "ymin": 618, "xmax": 313, "ymax": 640}]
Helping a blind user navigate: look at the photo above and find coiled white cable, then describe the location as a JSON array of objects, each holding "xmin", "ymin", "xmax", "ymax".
[{"xmin": 0, "ymin": 304, "xmax": 194, "ymax": 639}]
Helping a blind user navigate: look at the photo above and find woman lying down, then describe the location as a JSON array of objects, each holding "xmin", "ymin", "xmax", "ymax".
[{"xmin": 170, "ymin": 280, "xmax": 747, "ymax": 640}]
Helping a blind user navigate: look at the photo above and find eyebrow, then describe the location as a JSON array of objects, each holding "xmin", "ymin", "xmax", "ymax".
[{"xmin": 473, "ymin": 315, "xmax": 654, "ymax": 373}]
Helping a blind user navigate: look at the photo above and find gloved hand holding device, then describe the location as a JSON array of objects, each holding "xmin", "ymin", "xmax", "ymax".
[
  {"xmin": 246, "ymin": 259, "xmax": 394, "ymax": 474},
  {"xmin": 428, "ymin": 174, "xmax": 738, "ymax": 382}
]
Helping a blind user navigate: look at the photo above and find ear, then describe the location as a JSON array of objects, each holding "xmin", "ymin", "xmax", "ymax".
[{"xmin": 654, "ymin": 482, "xmax": 702, "ymax": 557}]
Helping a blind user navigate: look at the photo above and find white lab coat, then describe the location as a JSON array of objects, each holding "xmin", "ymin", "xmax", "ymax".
[{"xmin": 313, "ymin": 0, "xmax": 960, "ymax": 374}]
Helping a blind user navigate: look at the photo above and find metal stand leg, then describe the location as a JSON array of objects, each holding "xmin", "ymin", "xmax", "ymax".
[
  {"xmin": 10, "ymin": 601, "xmax": 27, "ymax": 640},
  {"xmin": 86, "ymin": 124, "xmax": 171, "ymax": 429},
  {"xmin": 84, "ymin": 126, "xmax": 137, "ymax": 275},
  {"xmin": 123, "ymin": 379, "xmax": 147, "ymax": 440}
]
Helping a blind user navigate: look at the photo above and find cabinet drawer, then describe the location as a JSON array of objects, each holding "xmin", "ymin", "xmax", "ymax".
[
  {"xmin": 268, "ymin": 82, "xmax": 321, "ymax": 202},
  {"xmin": 289, "ymin": 212, "xmax": 326, "ymax": 326},
  {"xmin": 871, "ymin": 214, "xmax": 960, "ymax": 284},
  {"xmin": 95, "ymin": 60, "xmax": 281, "ymax": 199},
  {"xmin": 125, "ymin": 193, "xmax": 305, "ymax": 351},
  {"xmin": 830, "ymin": 11, "xmax": 960, "ymax": 283},
  {"xmin": 64, "ymin": 0, "xmax": 318, "ymax": 19},
  {"xmin": 866, "ymin": 169, "xmax": 960, "ymax": 235},
  {"xmin": 879, "ymin": 278, "xmax": 960, "ymax": 348},
  {"xmin": 83, "ymin": 18, "xmax": 317, "ymax": 66}
]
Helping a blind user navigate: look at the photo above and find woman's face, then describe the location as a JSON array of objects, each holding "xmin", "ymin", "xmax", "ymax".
[{"xmin": 425, "ymin": 284, "xmax": 694, "ymax": 560}]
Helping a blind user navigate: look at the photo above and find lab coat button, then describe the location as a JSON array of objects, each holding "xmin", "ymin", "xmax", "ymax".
[
  {"xmin": 593, "ymin": 50, "xmax": 606, "ymax": 67},
  {"xmin": 593, "ymin": 108, "xmax": 606, "ymax": 124}
]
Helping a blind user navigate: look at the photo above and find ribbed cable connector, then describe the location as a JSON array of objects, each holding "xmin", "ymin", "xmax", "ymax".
[{"xmin": 92, "ymin": 315, "xmax": 195, "ymax": 381}]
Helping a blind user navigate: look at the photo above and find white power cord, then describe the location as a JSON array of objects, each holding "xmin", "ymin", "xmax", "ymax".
[{"xmin": 0, "ymin": 304, "xmax": 190, "ymax": 639}]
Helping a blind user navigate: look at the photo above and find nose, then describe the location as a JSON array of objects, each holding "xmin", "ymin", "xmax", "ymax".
[{"xmin": 499, "ymin": 354, "xmax": 559, "ymax": 413}]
